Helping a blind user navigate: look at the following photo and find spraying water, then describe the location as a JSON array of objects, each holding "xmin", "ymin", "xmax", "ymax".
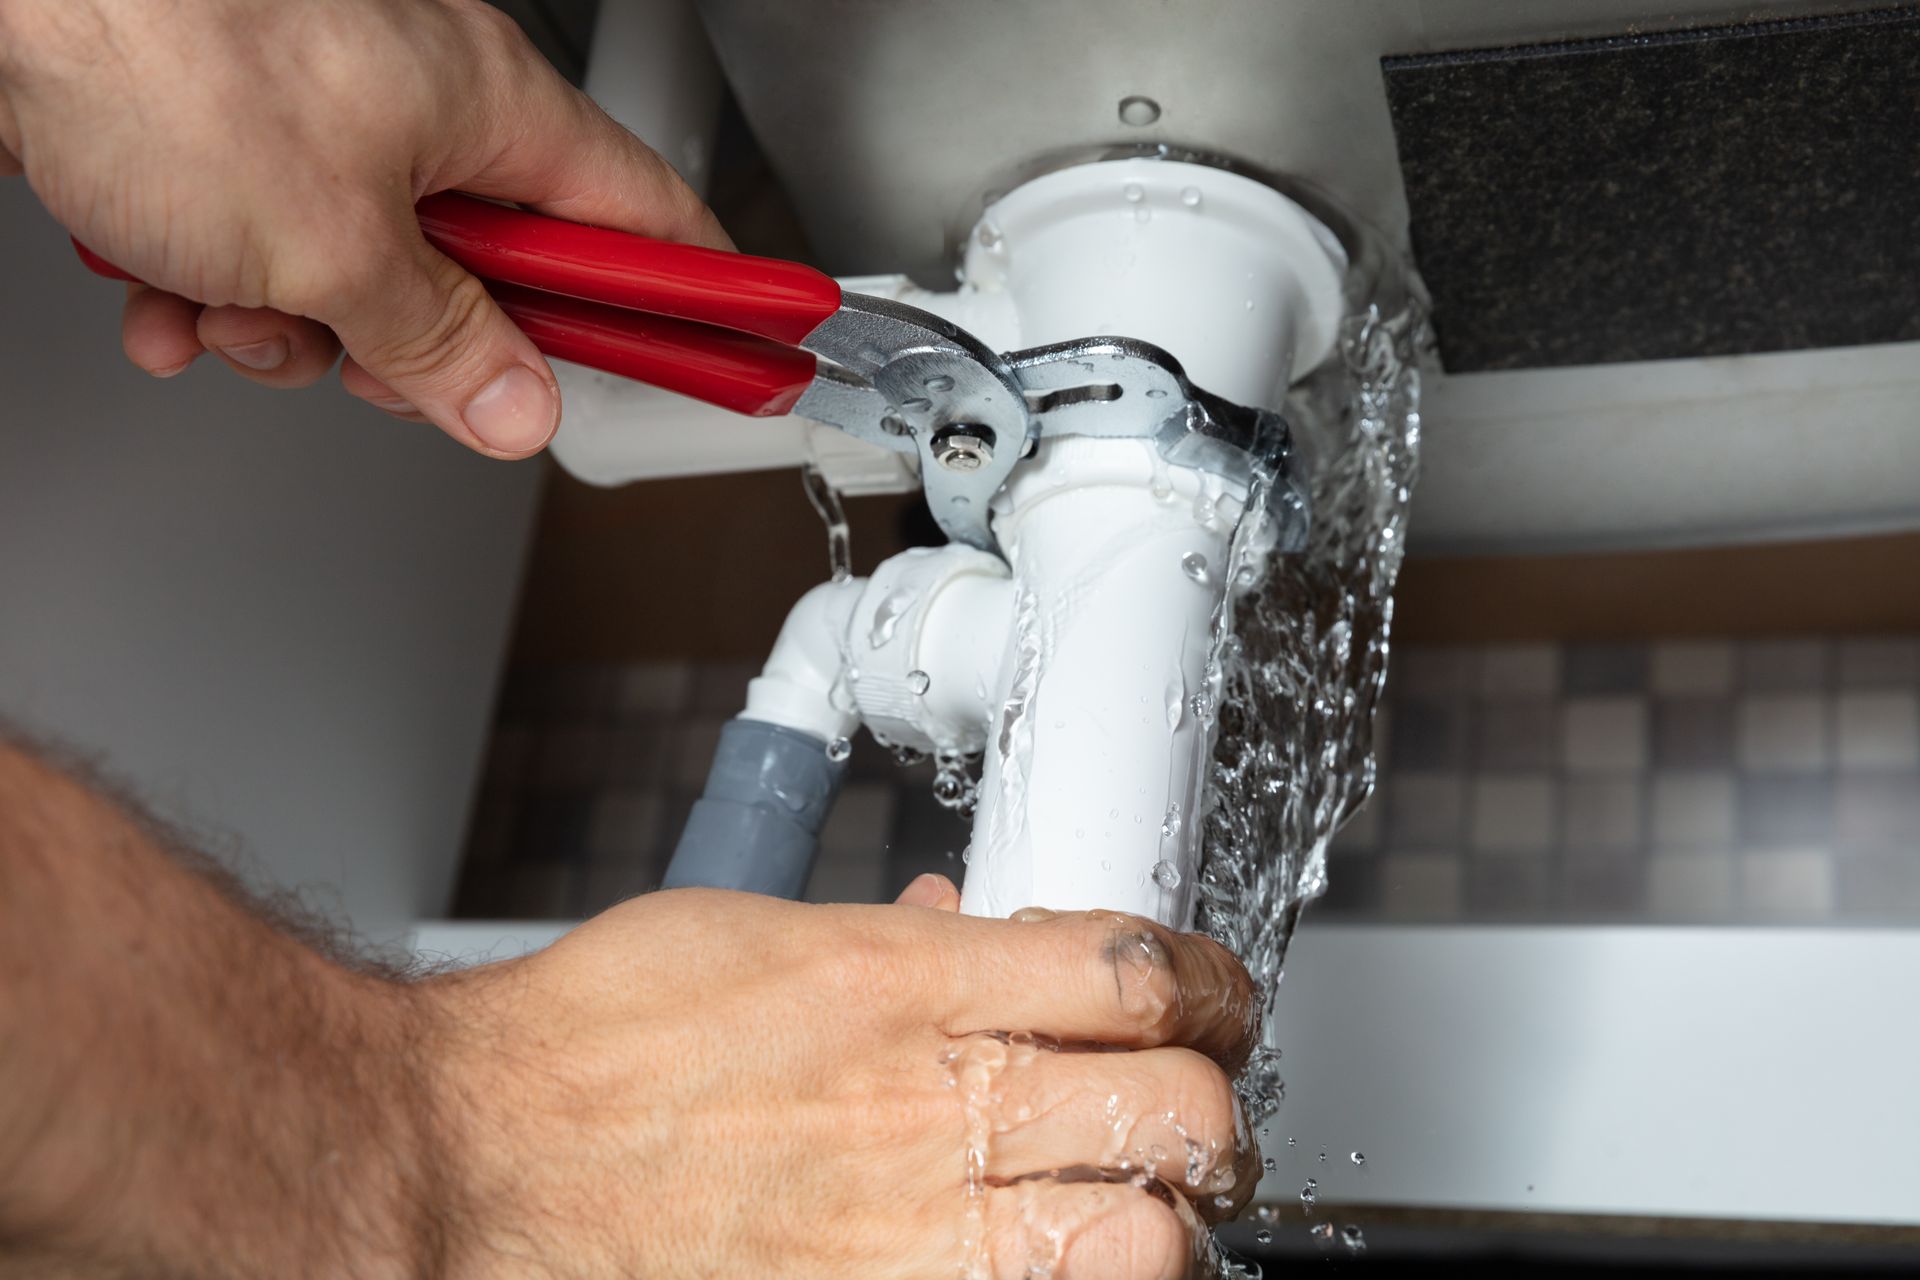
[{"xmin": 1198, "ymin": 296, "xmax": 1427, "ymax": 1128}]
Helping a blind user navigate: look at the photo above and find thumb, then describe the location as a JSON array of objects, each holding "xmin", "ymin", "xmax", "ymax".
[{"xmin": 330, "ymin": 230, "xmax": 558, "ymax": 457}]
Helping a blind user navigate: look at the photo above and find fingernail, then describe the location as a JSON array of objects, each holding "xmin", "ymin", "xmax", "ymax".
[
  {"xmin": 219, "ymin": 338, "xmax": 287, "ymax": 371},
  {"xmin": 370, "ymin": 395, "xmax": 419, "ymax": 415},
  {"xmin": 150, "ymin": 355, "xmax": 197, "ymax": 378},
  {"xmin": 463, "ymin": 365, "xmax": 557, "ymax": 453}
]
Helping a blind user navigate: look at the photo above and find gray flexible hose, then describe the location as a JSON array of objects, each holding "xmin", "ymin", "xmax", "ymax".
[{"xmin": 661, "ymin": 718, "xmax": 846, "ymax": 899}]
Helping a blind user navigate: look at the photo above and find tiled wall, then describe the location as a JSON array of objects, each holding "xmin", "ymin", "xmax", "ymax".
[
  {"xmin": 451, "ymin": 637, "xmax": 1920, "ymax": 926},
  {"xmin": 1322, "ymin": 638, "xmax": 1920, "ymax": 923}
]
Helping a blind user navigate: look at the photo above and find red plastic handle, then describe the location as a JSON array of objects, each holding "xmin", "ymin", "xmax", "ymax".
[
  {"xmin": 70, "ymin": 212, "xmax": 825, "ymax": 416},
  {"xmin": 414, "ymin": 192, "xmax": 842, "ymax": 346},
  {"xmin": 487, "ymin": 283, "xmax": 815, "ymax": 416}
]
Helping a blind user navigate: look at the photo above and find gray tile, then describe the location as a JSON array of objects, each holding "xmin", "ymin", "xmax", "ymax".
[
  {"xmin": 1837, "ymin": 637, "xmax": 1920, "ymax": 689},
  {"xmin": 499, "ymin": 861, "xmax": 580, "ymax": 919},
  {"xmin": 1469, "ymin": 775, "xmax": 1557, "ymax": 853},
  {"xmin": 1387, "ymin": 773, "xmax": 1467, "ymax": 848},
  {"xmin": 1559, "ymin": 855, "xmax": 1647, "ymax": 918},
  {"xmin": 1651, "ymin": 641, "xmax": 1735, "ymax": 696},
  {"xmin": 1473, "ymin": 698, "xmax": 1559, "ymax": 771},
  {"xmin": 513, "ymin": 793, "xmax": 597, "ymax": 863},
  {"xmin": 1836, "ymin": 855, "xmax": 1920, "ymax": 919},
  {"xmin": 1736, "ymin": 694, "xmax": 1829, "ymax": 773},
  {"xmin": 1400, "ymin": 647, "xmax": 1476, "ymax": 696},
  {"xmin": 613, "ymin": 661, "xmax": 693, "ymax": 716},
  {"xmin": 1739, "ymin": 849, "xmax": 1834, "ymax": 920},
  {"xmin": 1390, "ymin": 697, "xmax": 1472, "ymax": 769},
  {"xmin": 586, "ymin": 790, "xmax": 663, "ymax": 860},
  {"xmin": 1563, "ymin": 777, "xmax": 1644, "ymax": 850},
  {"xmin": 886, "ymin": 787, "xmax": 972, "ymax": 897},
  {"xmin": 1649, "ymin": 772, "xmax": 1737, "ymax": 849},
  {"xmin": 455, "ymin": 859, "xmax": 576, "ymax": 921},
  {"xmin": 1563, "ymin": 642, "xmax": 1650, "ymax": 695},
  {"xmin": 1647, "ymin": 854, "xmax": 1736, "ymax": 920},
  {"xmin": 1651, "ymin": 697, "xmax": 1736, "ymax": 768},
  {"xmin": 1315, "ymin": 855, "xmax": 1382, "ymax": 915},
  {"xmin": 819, "ymin": 783, "xmax": 898, "ymax": 859},
  {"xmin": 463, "ymin": 791, "xmax": 520, "ymax": 869},
  {"xmin": 672, "ymin": 716, "xmax": 732, "ymax": 790},
  {"xmin": 1476, "ymin": 644, "xmax": 1560, "ymax": 697},
  {"xmin": 688, "ymin": 661, "xmax": 761, "ymax": 713},
  {"xmin": 1739, "ymin": 639, "xmax": 1831, "ymax": 691},
  {"xmin": 498, "ymin": 664, "xmax": 618, "ymax": 721},
  {"xmin": 1834, "ymin": 776, "xmax": 1920, "ymax": 853},
  {"xmin": 1835, "ymin": 691, "xmax": 1920, "ymax": 770},
  {"xmin": 1562, "ymin": 697, "xmax": 1649, "ymax": 773},
  {"xmin": 606, "ymin": 724, "xmax": 673, "ymax": 786},
  {"xmin": 580, "ymin": 855, "xmax": 660, "ymax": 916},
  {"xmin": 1737, "ymin": 775, "xmax": 1834, "ymax": 848},
  {"xmin": 1331, "ymin": 790, "xmax": 1383, "ymax": 854},
  {"xmin": 1379, "ymin": 853, "xmax": 1463, "ymax": 920},
  {"xmin": 534, "ymin": 726, "xmax": 619, "ymax": 790},
  {"xmin": 1466, "ymin": 856, "xmax": 1553, "ymax": 917}
]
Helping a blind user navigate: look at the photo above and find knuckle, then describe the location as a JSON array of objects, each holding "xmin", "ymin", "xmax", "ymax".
[
  {"xmin": 1115, "ymin": 1196, "xmax": 1191, "ymax": 1280},
  {"xmin": 1093, "ymin": 917, "xmax": 1180, "ymax": 1035},
  {"xmin": 814, "ymin": 925, "xmax": 914, "ymax": 1004},
  {"xmin": 359, "ymin": 265, "xmax": 494, "ymax": 383},
  {"xmin": 1166, "ymin": 1049, "xmax": 1237, "ymax": 1141}
]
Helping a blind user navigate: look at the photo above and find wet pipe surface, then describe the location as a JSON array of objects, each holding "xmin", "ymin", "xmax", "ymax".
[{"xmin": 1382, "ymin": 6, "xmax": 1920, "ymax": 372}]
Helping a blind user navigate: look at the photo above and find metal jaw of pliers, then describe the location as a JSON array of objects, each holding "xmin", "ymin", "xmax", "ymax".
[
  {"xmin": 75, "ymin": 193, "xmax": 1288, "ymax": 554},
  {"xmin": 797, "ymin": 304, "xmax": 1291, "ymax": 550}
]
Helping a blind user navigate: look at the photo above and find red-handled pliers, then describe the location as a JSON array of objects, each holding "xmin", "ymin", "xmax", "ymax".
[{"xmin": 73, "ymin": 193, "xmax": 1038, "ymax": 551}]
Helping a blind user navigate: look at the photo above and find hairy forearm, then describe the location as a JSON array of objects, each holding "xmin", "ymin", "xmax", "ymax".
[{"xmin": 0, "ymin": 742, "xmax": 453, "ymax": 1278}]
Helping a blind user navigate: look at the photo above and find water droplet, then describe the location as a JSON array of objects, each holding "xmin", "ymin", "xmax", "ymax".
[
  {"xmin": 1133, "ymin": 206, "xmax": 1151, "ymax": 223},
  {"xmin": 1341, "ymin": 1224, "xmax": 1367, "ymax": 1253},
  {"xmin": 960, "ymin": 845, "xmax": 971, "ymax": 865},
  {"xmin": 1310, "ymin": 1223, "xmax": 1334, "ymax": 1244},
  {"xmin": 1100, "ymin": 859, "xmax": 1111, "ymax": 871},
  {"xmin": 902, "ymin": 396, "xmax": 932, "ymax": 412},
  {"xmin": 868, "ymin": 591, "xmax": 914, "ymax": 649},
  {"xmin": 1262, "ymin": 1156, "xmax": 1277, "ymax": 1172},
  {"xmin": 1254, "ymin": 1230, "xmax": 1272, "ymax": 1246},
  {"xmin": 1318, "ymin": 1150, "xmax": 1327, "ymax": 1163},
  {"xmin": 1151, "ymin": 860, "xmax": 1181, "ymax": 889},
  {"xmin": 1350, "ymin": 1151, "xmax": 1366, "ymax": 1167},
  {"xmin": 1160, "ymin": 803, "xmax": 1182, "ymax": 838},
  {"xmin": 1117, "ymin": 95, "xmax": 1161, "ymax": 126},
  {"xmin": 1181, "ymin": 551, "xmax": 1210, "ymax": 584},
  {"xmin": 924, "ymin": 374, "xmax": 954, "ymax": 393},
  {"xmin": 1300, "ymin": 1178, "xmax": 1318, "ymax": 1210},
  {"xmin": 1145, "ymin": 387, "xmax": 1168, "ymax": 399},
  {"xmin": 1244, "ymin": 298, "xmax": 1255, "ymax": 311},
  {"xmin": 907, "ymin": 669, "xmax": 931, "ymax": 695},
  {"xmin": 1122, "ymin": 181, "xmax": 1145, "ymax": 203},
  {"xmin": 975, "ymin": 222, "xmax": 1003, "ymax": 250},
  {"xmin": 1075, "ymin": 827, "xmax": 1086, "ymax": 839},
  {"xmin": 825, "ymin": 736, "xmax": 852, "ymax": 763},
  {"xmin": 1180, "ymin": 185, "xmax": 1203, "ymax": 208},
  {"xmin": 1287, "ymin": 1137, "xmax": 1296, "ymax": 1147}
]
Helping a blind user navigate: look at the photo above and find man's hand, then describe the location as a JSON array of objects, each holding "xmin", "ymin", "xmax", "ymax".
[
  {"xmin": 429, "ymin": 884, "xmax": 1260, "ymax": 1278},
  {"xmin": 0, "ymin": 0, "xmax": 728, "ymax": 457},
  {"xmin": 0, "ymin": 741, "xmax": 1259, "ymax": 1279}
]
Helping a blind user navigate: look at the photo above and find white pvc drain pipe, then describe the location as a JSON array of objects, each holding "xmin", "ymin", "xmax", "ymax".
[{"xmin": 669, "ymin": 160, "xmax": 1348, "ymax": 925}]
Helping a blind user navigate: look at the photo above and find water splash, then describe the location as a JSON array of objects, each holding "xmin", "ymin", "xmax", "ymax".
[
  {"xmin": 1197, "ymin": 299, "xmax": 1426, "ymax": 1127},
  {"xmin": 1200, "ymin": 298, "xmax": 1426, "ymax": 1277},
  {"xmin": 800, "ymin": 464, "xmax": 852, "ymax": 583}
]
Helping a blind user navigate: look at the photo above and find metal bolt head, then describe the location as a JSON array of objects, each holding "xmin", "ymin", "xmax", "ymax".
[{"xmin": 932, "ymin": 427, "xmax": 993, "ymax": 473}]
